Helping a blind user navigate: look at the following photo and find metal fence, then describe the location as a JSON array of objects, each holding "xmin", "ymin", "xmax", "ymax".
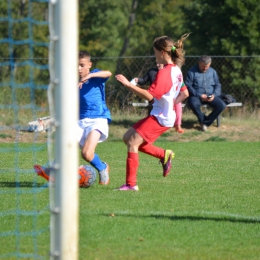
[
  {"xmin": 1, "ymin": 56, "xmax": 259, "ymax": 111},
  {"xmin": 91, "ymin": 56, "xmax": 260, "ymax": 110}
]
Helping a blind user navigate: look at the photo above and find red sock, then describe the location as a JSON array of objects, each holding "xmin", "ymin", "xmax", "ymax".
[
  {"xmin": 139, "ymin": 143, "xmax": 164, "ymax": 159},
  {"xmin": 126, "ymin": 152, "xmax": 139, "ymax": 186}
]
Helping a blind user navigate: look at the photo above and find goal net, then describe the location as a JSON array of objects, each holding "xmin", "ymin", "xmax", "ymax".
[{"xmin": 0, "ymin": 1, "xmax": 79, "ymax": 259}]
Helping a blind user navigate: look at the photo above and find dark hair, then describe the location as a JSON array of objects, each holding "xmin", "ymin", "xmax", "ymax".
[
  {"xmin": 199, "ymin": 55, "xmax": 212, "ymax": 64},
  {"xmin": 79, "ymin": 50, "xmax": 91, "ymax": 60},
  {"xmin": 153, "ymin": 33, "xmax": 190, "ymax": 67}
]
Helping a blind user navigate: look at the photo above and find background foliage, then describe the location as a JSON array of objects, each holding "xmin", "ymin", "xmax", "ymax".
[
  {"xmin": 0, "ymin": 0, "xmax": 260, "ymax": 112},
  {"xmin": 180, "ymin": 0, "xmax": 260, "ymax": 107}
]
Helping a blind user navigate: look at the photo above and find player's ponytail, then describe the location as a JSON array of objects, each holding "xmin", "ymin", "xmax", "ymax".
[
  {"xmin": 153, "ymin": 33, "xmax": 191, "ymax": 68},
  {"xmin": 171, "ymin": 33, "xmax": 190, "ymax": 68}
]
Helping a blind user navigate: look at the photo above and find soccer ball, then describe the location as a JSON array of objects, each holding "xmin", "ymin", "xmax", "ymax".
[{"xmin": 78, "ymin": 165, "xmax": 97, "ymax": 188}]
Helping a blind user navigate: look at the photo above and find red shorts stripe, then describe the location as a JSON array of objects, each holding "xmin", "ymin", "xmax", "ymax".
[{"xmin": 133, "ymin": 115, "xmax": 170, "ymax": 144}]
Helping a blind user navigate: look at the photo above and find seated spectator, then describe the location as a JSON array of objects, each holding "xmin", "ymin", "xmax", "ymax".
[{"xmin": 185, "ymin": 55, "xmax": 226, "ymax": 131}]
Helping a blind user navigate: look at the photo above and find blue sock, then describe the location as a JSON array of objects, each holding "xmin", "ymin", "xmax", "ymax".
[{"xmin": 90, "ymin": 154, "xmax": 106, "ymax": 172}]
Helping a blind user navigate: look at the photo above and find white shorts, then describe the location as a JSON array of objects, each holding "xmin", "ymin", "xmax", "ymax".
[{"xmin": 77, "ymin": 118, "xmax": 109, "ymax": 147}]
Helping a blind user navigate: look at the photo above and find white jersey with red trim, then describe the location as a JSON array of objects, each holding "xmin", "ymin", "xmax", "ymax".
[{"xmin": 148, "ymin": 64, "xmax": 183, "ymax": 127}]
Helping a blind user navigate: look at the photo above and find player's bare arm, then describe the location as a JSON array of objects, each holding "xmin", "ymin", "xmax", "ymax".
[
  {"xmin": 115, "ymin": 74, "xmax": 153, "ymax": 101},
  {"xmin": 89, "ymin": 70, "xmax": 112, "ymax": 79},
  {"xmin": 81, "ymin": 70, "xmax": 112, "ymax": 82},
  {"xmin": 79, "ymin": 70, "xmax": 112, "ymax": 89},
  {"xmin": 175, "ymin": 89, "xmax": 189, "ymax": 104}
]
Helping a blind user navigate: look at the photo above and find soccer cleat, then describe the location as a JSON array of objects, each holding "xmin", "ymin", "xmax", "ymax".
[
  {"xmin": 98, "ymin": 163, "xmax": 110, "ymax": 185},
  {"xmin": 159, "ymin": 150, "xmax": 175, "ymax": 177},
  {"xmin": 116, "ymin": 184, "xmax": 139, "ymax": 191},
  {"xmin": 34, "ymin": 164, "xmax": 50, "ymax": 181},
  {"xmin": 174, "ymin": 126, "xmax": 185, "ymax": 134}
]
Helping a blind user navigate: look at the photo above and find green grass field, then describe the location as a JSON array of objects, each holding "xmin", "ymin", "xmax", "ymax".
[{"xmin": 0, "ymin": 141, "xmax": 260, "ymax": 259}]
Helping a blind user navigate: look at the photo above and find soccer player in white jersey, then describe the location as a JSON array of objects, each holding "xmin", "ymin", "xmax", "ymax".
[
  {"xmin": 34, "ymin": 51, "xmax": 111, "ymax": 186},
  {"xmin": 115, "ymin": 34, "xmax": 190, "ymax": 191}
]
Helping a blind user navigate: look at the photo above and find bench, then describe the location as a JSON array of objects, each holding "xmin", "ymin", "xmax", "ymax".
[{"xmin": 131, "ymin": 101, "xmax": 243, "ymax": 127}]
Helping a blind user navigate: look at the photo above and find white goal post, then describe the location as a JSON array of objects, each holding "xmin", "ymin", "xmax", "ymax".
[{"xmin": 48, "ymin": 0, "xmax": 79, "ymax": 259}]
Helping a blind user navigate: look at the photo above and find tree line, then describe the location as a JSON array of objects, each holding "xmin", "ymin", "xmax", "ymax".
[{"xmin": 0, "ymin": 0, "xmax": 259, "ymax": 107}]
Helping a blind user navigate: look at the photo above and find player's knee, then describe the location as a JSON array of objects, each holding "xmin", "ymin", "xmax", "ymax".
[
  {"xmin": 127, "ymin": 137, "xmax": 138, "ymax": 150},
  {"xmin": 122, "ymin": 134, "xmax": 128, "ymax": 145},
  {"xmin": 122, "ymin": 137, "xmax": 128, "ymax": 145},
  {"xmin": 81, "ymin": 149, "xmax": 93, "ymax": 162}
]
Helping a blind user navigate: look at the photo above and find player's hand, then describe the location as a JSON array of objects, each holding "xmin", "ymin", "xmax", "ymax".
[
  {"xmin": 207, "ymin": 94, "xmax": 214, "ymax": 102},
  {"xmin": 78, "ymin": 75, "xmax": 91, "ymax": 89},
  {"xmin": 200, "ymin": 94, "xmax": 208, "ymax": 102},
  {"xmin": 115, "ymin": 74, "xmax": 130, "ymax": 87}
]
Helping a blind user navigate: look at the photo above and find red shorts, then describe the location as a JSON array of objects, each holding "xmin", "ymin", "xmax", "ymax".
[{"xmin": 133, "ymin": 115, "xmax": 170, "ymax": 144}]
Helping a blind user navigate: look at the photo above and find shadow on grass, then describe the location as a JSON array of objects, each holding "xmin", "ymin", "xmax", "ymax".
[
  {"xmin": 103, "ymin": 213, "xmax": 260, "ymax": 224},
  {"xmin": 182, "ymin": 119, "xmax": 200, "ymax": 130},
  {"xmin": 204, "ymin": 136, "xmax": 227, "ymax": 142},
  {"xmin": 150, "ymin": 214, "xmax": 260, "ymax": 224},
  {"xmin": 110, "ymin": 119, "xmax": 137, "ymax": 128},
  {"xmin": 0, "ymin": 181, "xmax": 46, "ymax": 188},
  {"xmin": 0, "ymin": 134, "xmax": 12, "ymax": 138},
  {"xmin": 111, "ymin": 117, "xmax": 200, "ymax": 130}
]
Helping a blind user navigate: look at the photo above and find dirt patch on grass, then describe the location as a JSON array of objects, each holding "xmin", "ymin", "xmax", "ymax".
[
  {"xmin": 108, "ymin": 115, "xmax": 260, "ymax": 143},
  {"xmin": 0, "ymin": 130, "xmax": 48, "ymax": 143},
  {"xmin": 0, "ymin": 116, "xmax": 259, "ymax": 143},
  {"xmin": 165, "ymin": 122, "xmax": 260, "ymax": 142}
]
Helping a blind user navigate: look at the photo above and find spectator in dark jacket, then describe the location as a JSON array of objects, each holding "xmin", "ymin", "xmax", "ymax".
[{"xmin": 185, "ymin": 55, "xmax": 226, "ymax": 131}]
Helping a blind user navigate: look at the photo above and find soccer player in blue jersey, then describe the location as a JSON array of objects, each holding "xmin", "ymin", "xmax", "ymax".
[{"xmin": 34, "ymin": 51, "xmax": 111, "ymax": 186}]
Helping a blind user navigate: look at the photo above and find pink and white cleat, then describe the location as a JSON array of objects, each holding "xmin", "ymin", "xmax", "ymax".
[{"xmin": 116, "ymin": 184, "xmax": 139, "ymax": 191}]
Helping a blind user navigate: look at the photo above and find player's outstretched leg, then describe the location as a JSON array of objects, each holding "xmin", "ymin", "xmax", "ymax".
[
  {"xmin": 159, "ymin": 150, "xmax": 175, "ymax": 177},
  {"xmin": 116, "ymin": 152, "xmax": 139, "ymax": 191},
  {"xmin": 35, "ymin": 164, "xmax": 99, "ymax": 187},
  {"xmin": 34, "ymin": 165, "xmax": 50, "ymax": 181}
]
